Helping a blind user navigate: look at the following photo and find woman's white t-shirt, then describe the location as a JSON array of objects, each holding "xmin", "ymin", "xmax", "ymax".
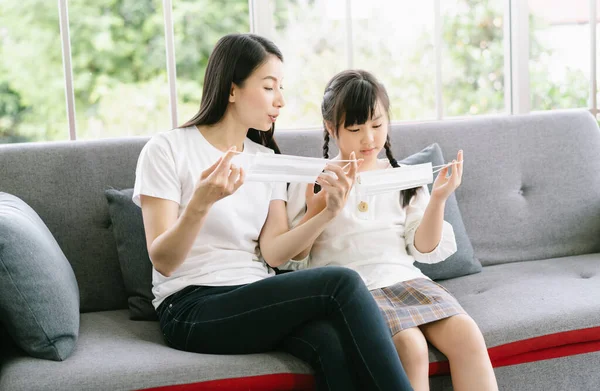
[{"xmin": 133, "ymin": 126, "xmax": 286, "ymax": 309}]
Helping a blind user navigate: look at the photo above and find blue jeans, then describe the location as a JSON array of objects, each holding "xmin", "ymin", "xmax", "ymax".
[{"xmin": 156, "ymin": 267, "xmax": 412, "ymax": 391}]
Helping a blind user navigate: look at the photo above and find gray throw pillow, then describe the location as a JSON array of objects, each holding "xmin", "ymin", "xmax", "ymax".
[
  {"xmin": 105, "ymin": 188, "xmax": 157, "ymax": 321},
  {"xmin": 399, "ymin": 144, "xmax": 482, "ymax": 280},
  {"xmin": 0, "ymin": 192, "xmax": 80, "ymax": 360}
]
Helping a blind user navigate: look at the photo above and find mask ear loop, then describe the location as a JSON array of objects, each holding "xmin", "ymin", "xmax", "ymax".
[{"xmin": 432, "ymin": 160, "xmax": 463, "ymax": 175}]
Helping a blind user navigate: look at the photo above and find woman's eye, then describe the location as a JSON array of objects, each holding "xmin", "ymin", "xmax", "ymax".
[{"xmin": 264, "ymin": 87, "xmax": 274, "ymax": 91}]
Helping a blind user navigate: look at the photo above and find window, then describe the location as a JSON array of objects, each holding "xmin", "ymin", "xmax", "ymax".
[
  {"xmin": 352, "ymin": 0, "xmax": 437, "ymax": 121},
  {"xmin": 255, "ymin": 0, "xmax": 507, "ymax": 122},
  {"xmin": 174, "ymin": 0, "xmax": 250, "ymax": 126},
  {"xmin": 529, "ymin": 0, "xmax": 590, "ymax": 111},
  {"xmin": 263, "ymin": 0, "xmax": 348, "ymax": 129},
  {"xmin": 69, "ymin": 0, "xmax": 171, "ymax": 139},
  {"xmin": 0, "ymin": 1, "xmax": 68, "ymax": 143},
  {"xmin": 441, "ymin": 0, "xmax": 506, "ymax": 117},
  {"xmin": 2, "ymin": 1, "xmax": 599, "ymax": 144}
]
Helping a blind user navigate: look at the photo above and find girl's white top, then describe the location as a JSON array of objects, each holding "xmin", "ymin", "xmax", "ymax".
[{"xmin": 283, "ymin": 160, "xmax": 457, "ymax": 290}]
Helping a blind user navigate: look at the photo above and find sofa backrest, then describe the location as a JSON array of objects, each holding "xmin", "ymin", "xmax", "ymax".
[
  {"xmin": 277, "ymin": 109, "xmax": 600, "ymax": 267},
  {"xmin": 2, "ymin": 110, "xmax": 599, "ymax": 312},
  {"xmin": 0, "ymin": 138, "xmax": 148, "ymax": 312}
]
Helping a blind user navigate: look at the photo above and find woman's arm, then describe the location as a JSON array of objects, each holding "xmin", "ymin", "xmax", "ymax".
[
  {"xmin": 141, "ymin": 196, "xmax": 210, "ymax": 277},
  {"xmin": 290, "ymin": 206, "xmax": 322, "ymax": 260},
  {"xmin": 260, "ymin": 157, "xmax": 359, "ymax": 267},
  {"xmin": 258, "ymin": 200, "xmax": 335, "ymax": 268},
  {"xmin": 141, "ymin": 148, "xmax": 243, "ymax": 277}
]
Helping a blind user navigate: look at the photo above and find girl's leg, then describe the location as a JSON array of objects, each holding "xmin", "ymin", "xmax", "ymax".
[
  {"xmin": 279, "ymin": 319, "xmax": 358, "ymax": 391},
  {"xmin": 393, "ymin": 327, "xmax": 430, "ymax": 391},
  {"xmin": 420, "ymin": 314, "xmax": 498, "ymax": 391},
  {"xmin": 160, "ymin": 267, "xmax": 412, "ymax": 391}
]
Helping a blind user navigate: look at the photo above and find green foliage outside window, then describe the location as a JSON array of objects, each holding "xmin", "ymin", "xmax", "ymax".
[{"xmin": 0, "ymin": 0, "xmax": 591, "ymax": 144}]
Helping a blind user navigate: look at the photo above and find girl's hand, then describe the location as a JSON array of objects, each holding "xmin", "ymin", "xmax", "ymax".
[
  {"xmin": 189, "ymin": 147, "xmax": 245, "ymax": 213},
  {"xmin": 316, "ymin": 152, "xmax": 361, "ymax": 217},
  {"xmin": 431, "ymin": 150, "xmax": 463, "ymax": 202}
]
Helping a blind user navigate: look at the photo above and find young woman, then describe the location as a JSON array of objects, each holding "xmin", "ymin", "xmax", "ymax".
[{"xmin": 133, "ymin": 34, "xmax": 412, "ymax": 391}]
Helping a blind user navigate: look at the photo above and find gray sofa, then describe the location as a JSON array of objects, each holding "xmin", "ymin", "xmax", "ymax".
[{"xmin": 1, "ymin": 109, "xmax": 599, "ymax": 391}]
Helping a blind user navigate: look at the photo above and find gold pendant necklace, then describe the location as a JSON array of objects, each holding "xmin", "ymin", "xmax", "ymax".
[{"xmin": 357, "ymin": 201, "xmax": 369, "ymax": 213}]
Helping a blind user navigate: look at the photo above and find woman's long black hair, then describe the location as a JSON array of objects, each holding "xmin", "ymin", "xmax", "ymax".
[{"xmin": 181, "ymin": 33, "xmax": 282, "ymax": 154}]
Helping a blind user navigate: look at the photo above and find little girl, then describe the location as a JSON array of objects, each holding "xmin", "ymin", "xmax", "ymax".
[{"xmin": 284, "ymin": 70, "xmax": 498, "ymax": 391}]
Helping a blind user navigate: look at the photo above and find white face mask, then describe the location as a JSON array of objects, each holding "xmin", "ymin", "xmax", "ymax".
[
  {"xmin": 231, "ymin": 152, "xmax": 331, "ymax": 183},
  {"xmin": 355, "ymin": 162, "xmax": 433, "ymax": 197}
]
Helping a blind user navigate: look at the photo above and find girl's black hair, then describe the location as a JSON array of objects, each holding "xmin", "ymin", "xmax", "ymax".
[
  {"xmin": 181, "ymin": 33, "xmax": 282, "ymax": 154},
  {"xmin": 321, "ymin": 70, "xmax": 418, "ymax": 207}
]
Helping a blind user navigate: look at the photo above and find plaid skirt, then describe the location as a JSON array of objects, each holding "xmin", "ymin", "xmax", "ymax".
[{"xmin": 371, "ymin": 278, "xmax": 466, "ymax": 336}]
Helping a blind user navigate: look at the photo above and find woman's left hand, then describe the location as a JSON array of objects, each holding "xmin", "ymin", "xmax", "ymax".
[{"xmin": 431, "ymin": 150, "xmax": 463, "ymax": 202}]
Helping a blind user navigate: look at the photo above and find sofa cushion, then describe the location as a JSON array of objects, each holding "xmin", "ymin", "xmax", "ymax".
[
  {"xmin": 400, "ymin": 143, "xmax": 482, "ymax": 280},
  {"xmin": 430, "ymin": 351, "xmax": 600, "ymax": 391},
  {"xmin": 0, "ymin": 310, "xmax": 313, "ymax": 391},
  {"xmin": 427, "ymin": 253, "xmax": 600, "ymax": 371},
  {"xmin": 105, "ymin": 188, "xmax": 156, "ymax": 321},
  {"xmin": 0, "ymin": 192, "xmax": 80, "ymax": 361}
]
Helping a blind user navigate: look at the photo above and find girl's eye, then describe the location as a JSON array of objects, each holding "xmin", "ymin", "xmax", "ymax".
[
  {"xmin": 264, "ymin": 87, "xmax": 274, "ymax": 91},
  {"xmin": 347, "ymin": 128, "xmax": 360, "ymax": 133},
  {"xmin": 280, "ymin": 86, "xmax": 284, "ymax": 90},
  {"xmin": 373, "ymin": 124, "xmax": 382, "ymax": 129}
]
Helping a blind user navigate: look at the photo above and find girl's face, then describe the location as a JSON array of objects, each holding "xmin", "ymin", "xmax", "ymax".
[
  {"xmin": 329, "ymin": 101, "xmax": 389, "ymax": 166},
  {"xmin": 230, "ymin": 54, "xmax": 285, "ymax": 131}
]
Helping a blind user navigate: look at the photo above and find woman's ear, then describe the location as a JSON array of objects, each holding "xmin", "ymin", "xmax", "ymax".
[
  {"xmin": 229, "ymin": 83, "xmax": 237, "ymax": 103},
  {"xmin": 324, "ymin": 121, "xmax": 336, "ymax": 139}
]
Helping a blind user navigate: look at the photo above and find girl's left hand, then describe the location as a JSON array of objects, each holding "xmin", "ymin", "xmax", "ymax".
[{"xmin": 431, "ymin": 150, "xmax": 463, "ymax": 202}]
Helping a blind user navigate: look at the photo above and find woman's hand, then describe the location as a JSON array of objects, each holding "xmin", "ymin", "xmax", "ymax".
[
  {"xmin": 305, "ymin": 183, "xmax": 327, "ymax": 217},
  {"xmin": 315, "ymin": 151, "xmax": 361, "ymax": 218},
  {"xmin": 431, "ymin": 150, "xmax": 463, "ymax": 203},
  {"xmin": 189, "ymin": 147, "xmax": 245, "ymax": 213}
]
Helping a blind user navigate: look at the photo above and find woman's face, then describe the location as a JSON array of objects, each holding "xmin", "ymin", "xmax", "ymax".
[
  {"xmin": 329, "ymin": 101, "xmax": 389, "ymax": 165},
  {"xmin": 231, "ymin": 54, "xmax": 285, "ymax": 131}
]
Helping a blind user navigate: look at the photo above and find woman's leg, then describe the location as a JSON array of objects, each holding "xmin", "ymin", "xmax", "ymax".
[
  {"xmin": 420, "ymin": 314, "xmax": 498, "ymax": 391},
  {"xmin": 393, "ymin": 327, "xmax": 430, "ymax": 391},
  {"xmin": 279, "ymin": 319, "xmax": 358, "ymax": 391},
  {"xmin": 160, "ymin": 267, "xmax": 412, "ymax": 391}
]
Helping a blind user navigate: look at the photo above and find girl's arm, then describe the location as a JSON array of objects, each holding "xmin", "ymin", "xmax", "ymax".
[
  {"xmin": 413, "ymin": 194, "xmax": 446, "ymax": 253},
  {"xmin": 406, "ymin": 150, "xmax": 463, "ymax": 263},
  {"xmin": 414, "ymin": 150, "xmax": 463, "ymax": 253},
  {"xmin": 405, "ymin": 187, "xmax": 457, "ymax": 264}
]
